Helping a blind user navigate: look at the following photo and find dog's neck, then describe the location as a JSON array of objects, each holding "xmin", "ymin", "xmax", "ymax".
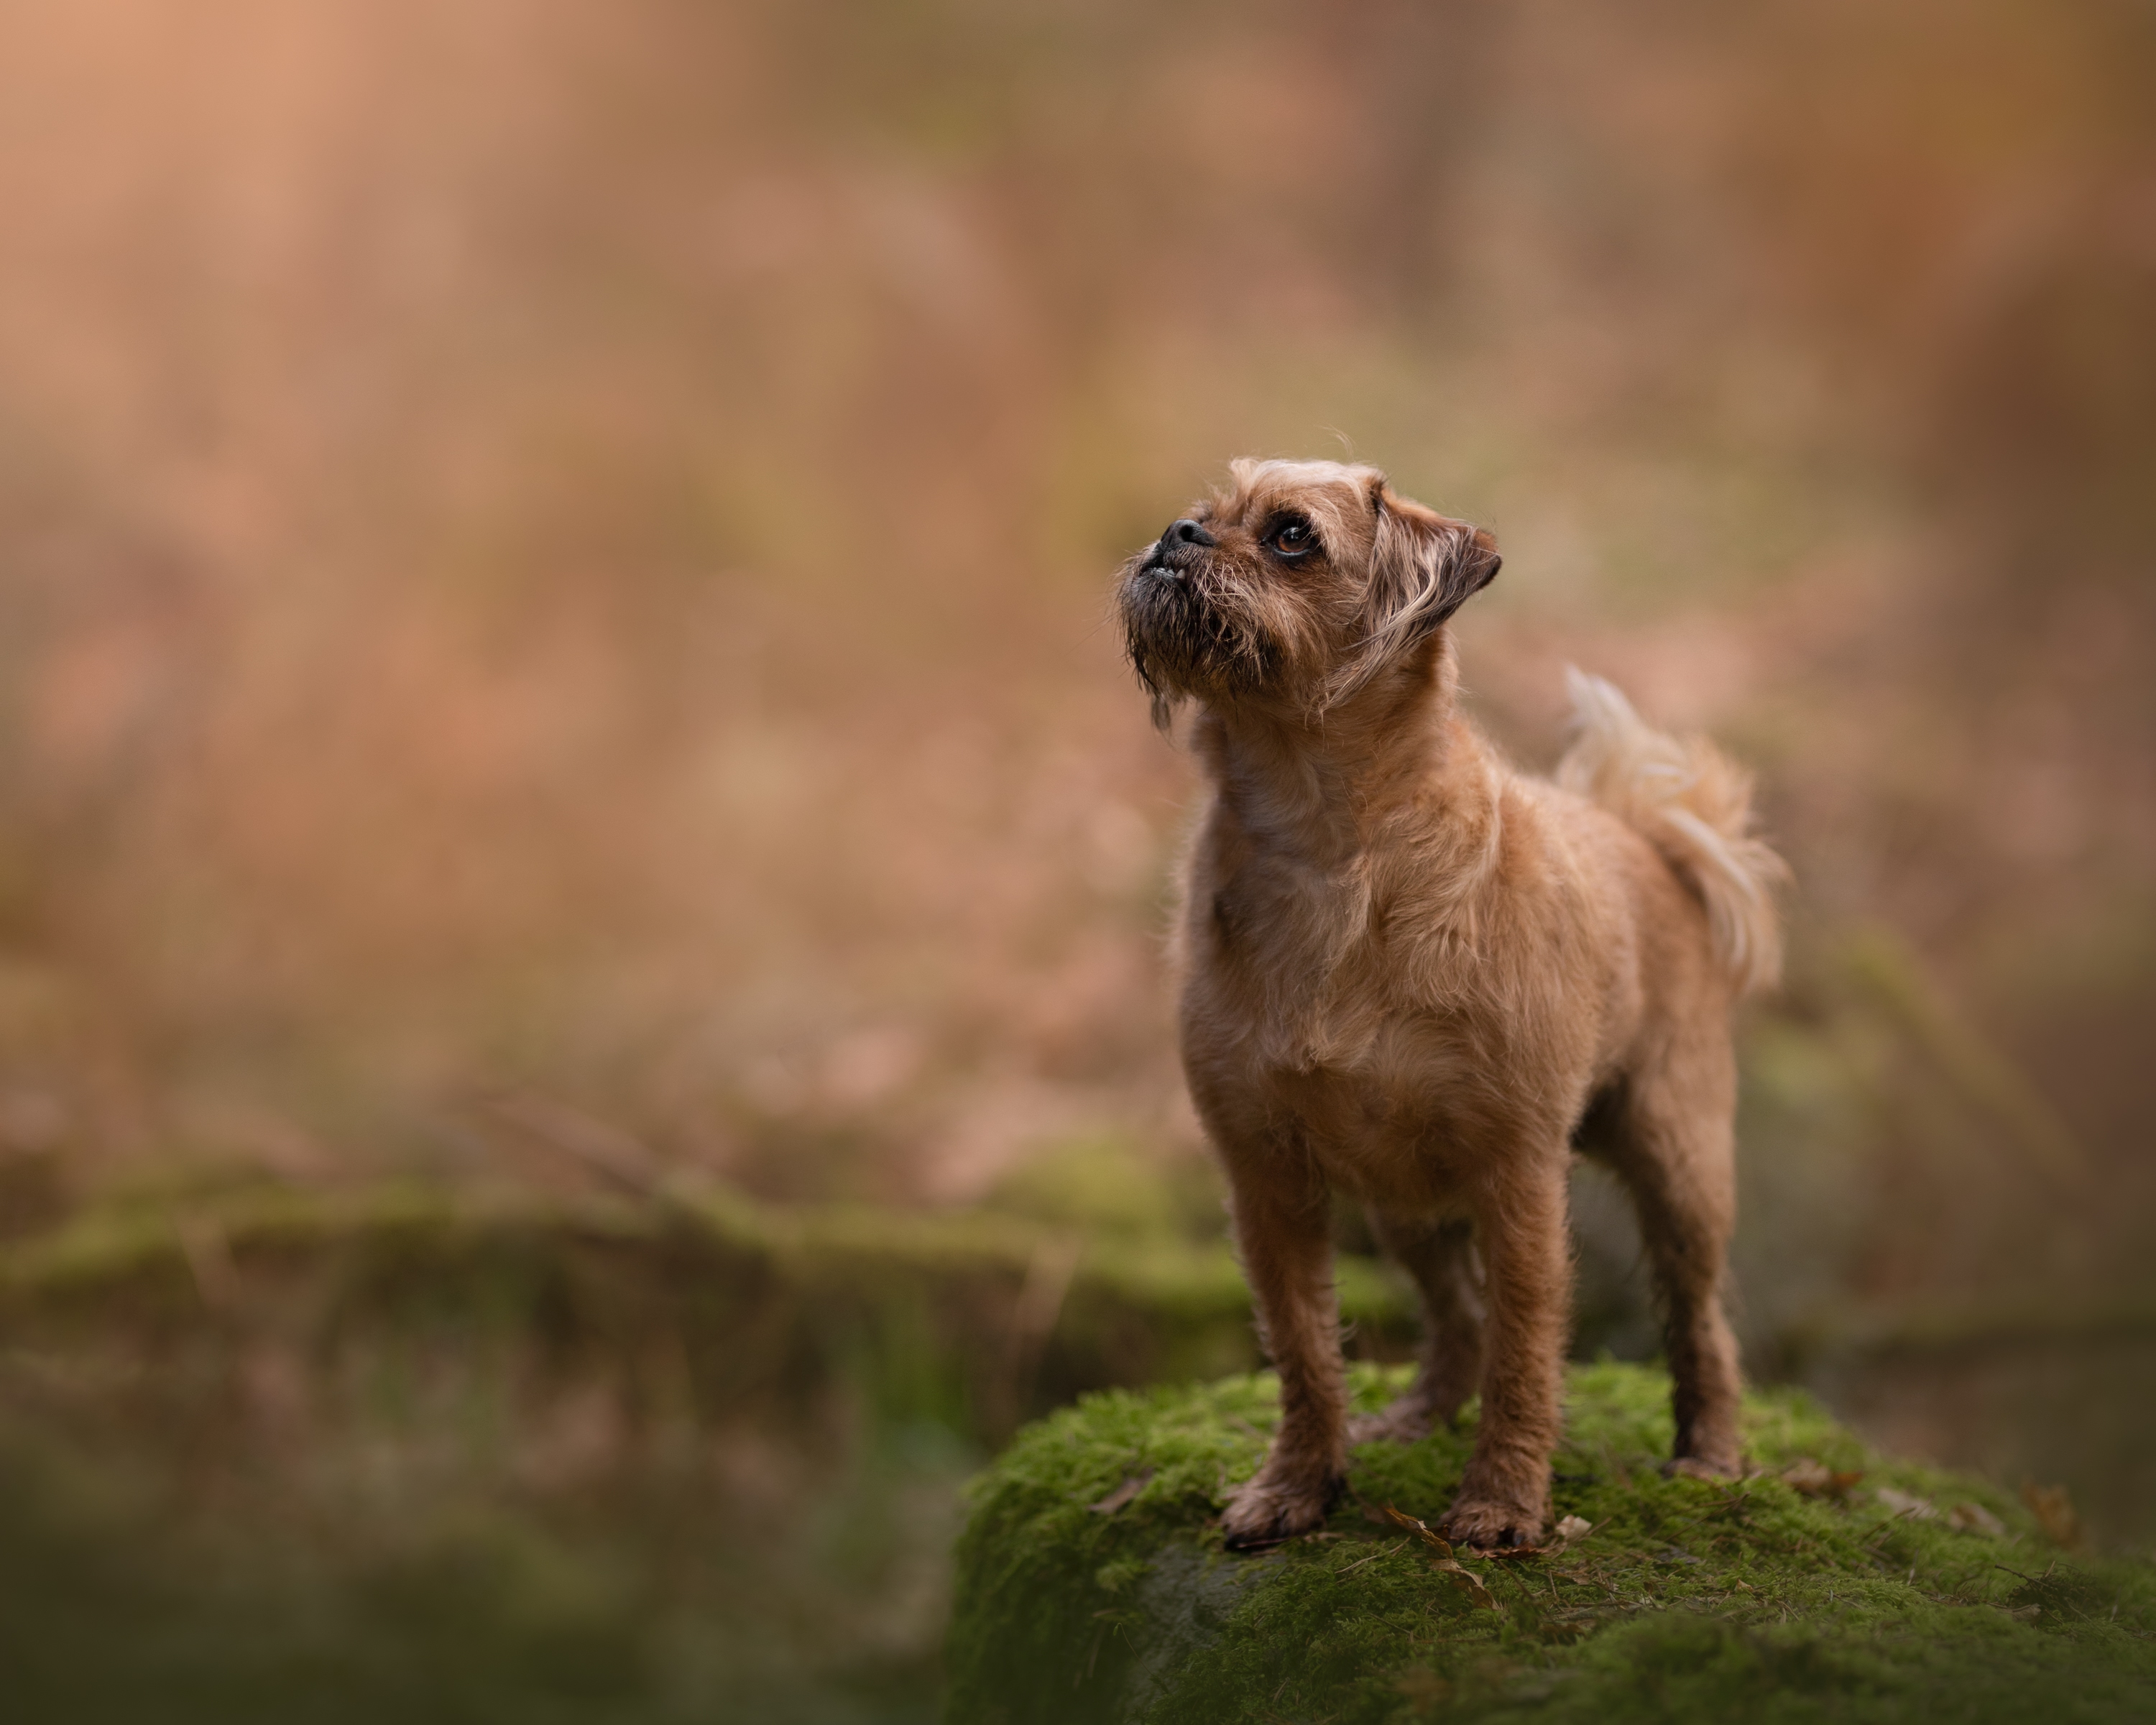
[{"xmin": 1192, "ymin": 637, "xmax": 1470, "ymax": 866}]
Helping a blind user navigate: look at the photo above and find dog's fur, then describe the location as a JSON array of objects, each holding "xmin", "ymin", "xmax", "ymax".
[{"xmin": 1117, "ymin": 459, "xmax": 1786, "ymax": 1550}]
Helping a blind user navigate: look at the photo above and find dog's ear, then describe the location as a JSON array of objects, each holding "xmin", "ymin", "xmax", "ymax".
[{"xmin": 1325, "ymin": 482, "xmax": 1500, "ymax": 706}]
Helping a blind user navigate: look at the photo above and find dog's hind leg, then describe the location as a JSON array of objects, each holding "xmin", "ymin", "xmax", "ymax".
[
  {"xmin": 1603, "ymin": 1040, "xmax": 1745, "ymax": 1478},
  {"xmin": 1347, "ymin": 1211, "xmax": 1483, "ymax": 1445}
]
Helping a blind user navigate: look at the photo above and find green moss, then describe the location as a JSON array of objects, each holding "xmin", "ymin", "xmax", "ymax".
[
  {"xmin": 0, "ymin": 1181, "xmax": 1415, "ymax": 1447},
  {"xmin": 980, "ymin": 1138, "xmax": 1220, "ymax": 1243},
  {"xmin": 944, "ymin": 1363, "xmax": 2156, "ymax": 1724}
]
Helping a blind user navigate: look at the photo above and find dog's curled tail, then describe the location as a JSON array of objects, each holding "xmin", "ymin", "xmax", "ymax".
[{"xmin": 1557, "ymin": 667, "xmax": 1789, "ymax": 995}]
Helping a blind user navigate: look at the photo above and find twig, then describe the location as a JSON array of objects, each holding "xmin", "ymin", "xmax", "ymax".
[
  {"xmin": 1337, "ymin": 1540, "xmax": 1405, "ymax": 1576},
  {"xmin": 477, "ymin": 1090, "xmax": 665, "ymax": 1197}
]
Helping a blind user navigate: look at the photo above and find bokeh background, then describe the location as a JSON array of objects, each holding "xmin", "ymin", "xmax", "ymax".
[{"xmin": 0, "ymin": 1, "xmax": 2150, "ymax": 1719}]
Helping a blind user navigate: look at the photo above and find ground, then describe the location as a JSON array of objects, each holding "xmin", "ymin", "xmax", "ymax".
[{"xmin": 944, "ymin": 1361, "xmax": 2156, "ymax": 1724}]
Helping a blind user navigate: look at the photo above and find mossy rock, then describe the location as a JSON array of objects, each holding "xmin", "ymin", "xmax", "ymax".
[{"xmin": 945, "ymin": 1363, "xmax": 2156, "ymax": 1724}]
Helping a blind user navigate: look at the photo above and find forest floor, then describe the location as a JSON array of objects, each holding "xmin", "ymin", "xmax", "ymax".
[{"xmin": 947, "ymin": 1363, "xmax": 2156, "ymax": 1723}]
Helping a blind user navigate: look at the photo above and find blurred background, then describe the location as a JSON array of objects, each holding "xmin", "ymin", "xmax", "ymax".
[{"xmin": 0, "ymin": 0, "xmax": 2150, "ymax": 1718}]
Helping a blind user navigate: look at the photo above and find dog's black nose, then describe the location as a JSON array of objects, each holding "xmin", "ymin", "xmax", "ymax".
[{"xmin": 1158, "ymin": 518, "xmax": 1217, "ymax": 554}]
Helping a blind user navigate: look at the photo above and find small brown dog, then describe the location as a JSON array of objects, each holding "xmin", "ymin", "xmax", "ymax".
[{"xmin": 1117, "ymin": 459, "xmax": 1785, "ymax": 1550}]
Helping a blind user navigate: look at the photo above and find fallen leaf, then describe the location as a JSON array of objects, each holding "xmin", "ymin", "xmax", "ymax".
[
  {"xmin": 1948, "ymin": 1501, "xmax": 2007, "ymax": 1538},
  {"xmin": 1552, "ymin": 1514, "xmax": 1593, "ymax": 1547},
  {"xmin": 2021, "ymin": 1481, "xmax": 2081, "ymax": 1547},
  {"xmin": 1381, "ymin": 1499, "xmax": 1546, "ymax": 1563},
  {"xmin": 1088, "ymin": 1468, "xmax": 1156, "ymax": 1514},
  {"xmin": 1379, "ymin": 1504, "xmax": 1503, "ymax": 1606},
  {"xmin": 1782, "ymin": 1458, "xmax": 1864, "ymax": 1498},
  {"xmin": 1381, "ymin": 1503, "xmax": 1455, "ymax": 1556},
  {"xmin": 1429, "ymin": 1556, "xmax": 1499, "ymax": 1609},
  {"xmin": 1876, "ymin": 1486, "xmax": 1937, "ymax": 1520}
]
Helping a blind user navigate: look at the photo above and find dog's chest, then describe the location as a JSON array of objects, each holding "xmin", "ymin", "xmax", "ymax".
[
  {"xmin": 1201, "ymin": 855, "xmax": 1476, "ymax": 1089},
  {"xmin": 1207, "ymin": 855, "xmax": 1376, "ymax": 1033},
  {"xmin": 1187, "ymin": 833, "xmax": 1529, "ymax": 1182}
]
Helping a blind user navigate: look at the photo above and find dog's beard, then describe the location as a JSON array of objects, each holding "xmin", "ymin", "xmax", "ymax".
[{"xmin": 1118, "ymin": 557, "xmax": 1284, "ymax": 724}]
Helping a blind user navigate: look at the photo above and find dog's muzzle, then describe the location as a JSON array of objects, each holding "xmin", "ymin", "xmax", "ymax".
[{"xmin": 1141, "ymin": 517, "xmax": 1216, "ymax": 584}]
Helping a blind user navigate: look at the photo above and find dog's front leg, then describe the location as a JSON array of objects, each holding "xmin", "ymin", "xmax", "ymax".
[
  {"xmin": 1439, "ymin": 1148, "xmax": 1570, "ymax": 1549},
  {"xmin": 1219, "ymin": 1154, "xmax": 1346, "ymax": 1549}
]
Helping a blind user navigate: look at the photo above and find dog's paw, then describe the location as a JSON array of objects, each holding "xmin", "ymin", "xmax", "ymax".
[
  {"xmin": 1437, "ymin": 1495, "xmax": 1546, "ymax": 1552},
  {"xmin": 1662, "ymin": 1453, "xmax": 1743, "ymax": 1482},
  {"xmin": 1220, "ymin": 1471, "xmax": 1341, "ymax": 1550},
  {"xmin": 1346, "ymin": 1400, "xmax": 1434, "ymax": 1447}
]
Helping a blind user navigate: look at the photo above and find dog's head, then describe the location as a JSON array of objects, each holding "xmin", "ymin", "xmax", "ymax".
[{"xmin": 1116, "ymin": 458, "xmax": 1500, "ymax": 727}]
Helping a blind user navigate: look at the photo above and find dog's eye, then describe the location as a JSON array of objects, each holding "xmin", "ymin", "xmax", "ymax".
[{"xmin": 1268, "ymin": 518, "xmax": 1317, "ymax": 557}]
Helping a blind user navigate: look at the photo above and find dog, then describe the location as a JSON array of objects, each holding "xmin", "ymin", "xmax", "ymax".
[{"xmin": 1116, "ymin": 459, "xmax": 1785, "ymax": 1550}]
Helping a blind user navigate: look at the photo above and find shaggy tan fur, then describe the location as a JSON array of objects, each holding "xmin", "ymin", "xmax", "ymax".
[{"xmin": 1116, "ymin": 459, "xmax": 1786, "ymax": 1550}]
